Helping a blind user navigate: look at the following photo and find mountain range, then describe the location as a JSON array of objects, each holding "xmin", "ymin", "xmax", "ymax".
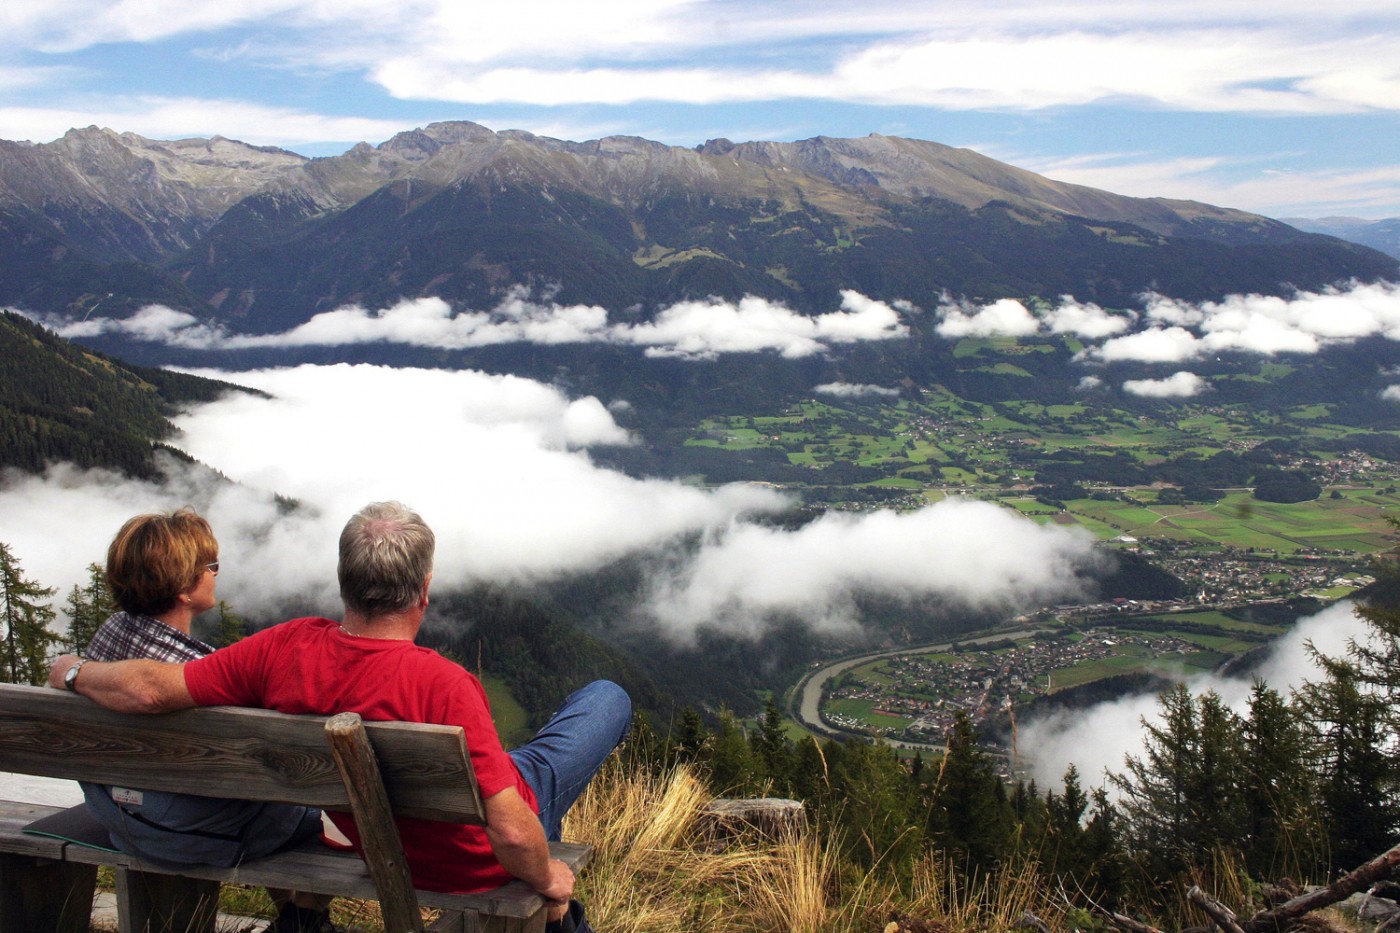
[
  {"xmin": 1280, "ymin": 216, "xmax": 1400, "ymax": 260},
  {"xmin": 2, "ymin": 122, "xmax": 1396, "ymax": 336}
]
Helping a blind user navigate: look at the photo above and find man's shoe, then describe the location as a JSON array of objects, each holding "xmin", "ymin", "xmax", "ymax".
[
  {"xmin": 545, "ymin": 899, "xmax": 592, "ymax": 933},
  {"xmin": 273, "ymin": 902, "xmax": 341, "ymax": 933}
]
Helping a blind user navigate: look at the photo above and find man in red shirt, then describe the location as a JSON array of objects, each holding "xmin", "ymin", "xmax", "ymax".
[{"xmin": 51, "ymin": 501, "xmax": 630, "ymax": 928}]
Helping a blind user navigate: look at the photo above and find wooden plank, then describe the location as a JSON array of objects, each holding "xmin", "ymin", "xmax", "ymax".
[
  {"xmin": 115, "ymin": 869, "xmax": 218, "ymax": 933},
  {"xmin": 0, "ymin": 801, "xmax": 70, "ymax": 858},
  {"xmin": 48, "ymin": 834, "xmax": 590, "ymax": 921},
  {"xmin": 325, "ymin": 713, "xmax": 423, "ymax": 933},
  {"xmin": 0, "ymin": 683, "xmax": 484, "ymax": 823}
]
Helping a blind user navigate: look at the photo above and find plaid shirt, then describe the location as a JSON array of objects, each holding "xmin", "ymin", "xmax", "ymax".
[{"xmin": 85, "ymin": 611, "xmax": 214, "ymax": 663}]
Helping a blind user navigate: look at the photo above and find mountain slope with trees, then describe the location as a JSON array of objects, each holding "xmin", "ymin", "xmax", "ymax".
[{"xmin": 1, "ymin": 123, "xmax": 1394, "ymax": 332}]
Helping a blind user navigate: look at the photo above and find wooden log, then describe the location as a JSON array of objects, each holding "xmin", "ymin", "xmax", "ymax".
[
  {"xmin": 1243, "ymin": 840, "xmax": 1400, "ymax": 932},
  {"xmin": 325, "ymin": 712, "xmax": 424, "ymax": 933},
  {"xmin": 1188, "ymin": 885, "xmax": 1246, "ymax": 933}
]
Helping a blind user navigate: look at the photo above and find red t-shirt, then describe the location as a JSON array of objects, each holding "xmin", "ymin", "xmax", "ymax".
[{"xmin": 183, "ymin": 617, "xmax": 537, "ymax": 893}]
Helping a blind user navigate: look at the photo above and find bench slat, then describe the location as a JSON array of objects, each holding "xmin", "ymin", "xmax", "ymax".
[{"xmin": 0, "ymin": 683, "xmax": 485, "ymax": 823}]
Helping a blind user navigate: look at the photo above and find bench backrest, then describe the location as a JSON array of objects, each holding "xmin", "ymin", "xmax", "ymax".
[{"xmin": 0, "ymin": 682, "xmax": 486, "ymax": 824}]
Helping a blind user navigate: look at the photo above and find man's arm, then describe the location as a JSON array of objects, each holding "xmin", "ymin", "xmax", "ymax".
[
  {"xmin": 47, "ymin": 653, "xmax": 195, "ymax": 714},
  {"xmin": 482, "ymin": 785, "xmax": 574, "ymax": 902}
]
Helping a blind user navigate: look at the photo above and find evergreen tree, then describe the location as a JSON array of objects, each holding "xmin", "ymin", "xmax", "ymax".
[
  {"xmin": 210, "ymin": 600, "xmax": 248, "ymax": 648},
  {"xmin": 63, "ymin": 562, "xmax": 113, "ymax": 653},
  {"xmin": 707, "ymin": 709, "xmax": 757, "ymax": 793},
  {"xmin": 750, "ymin": 694, "xmax": 793, "ymax": 792},
  {"xmin": 1240, "ymin": 679, "xmax": 1319, "ymax": 877},
  {"xmin": 1299, "ymin": 662, "xmax": 1400, "ymax": 868},
  {"xmin": 0, "ymin": 541, "xmax": 59, "ymax": 685},
  {"xmin": 1044, "ymin": 764, "xmax": 1090, "ymax": 880},
  {"xmin": 1082, "ymin": 788, "xmax": 1128, "ymax": 909},
  {"xmin": 1110, "ymin": 684, "xmax": 1246, "ymax": 875},
  {"xmin": 927, "ymin": 713, "xmax": 1012, "ymax": 872}
]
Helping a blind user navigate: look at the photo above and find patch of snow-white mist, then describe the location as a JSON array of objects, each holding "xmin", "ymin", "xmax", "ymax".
[
  {"xmin": 645, "ymin": 498, "xmax": 1104, "ymax": 643},
  {"xmin": 930, "ymin": 282, "xmax": 1400, "ymax": 365},
  {"xmin": 1382, "ymin": 385, "xmax": 1400, "ymax": 402},
  {"xmin": 814, "ymin": 382, "xmax": 901, "ymax": 398},
  {"xmin": 1121, "ymin": 371, "xmax": 1207, "ymax": 398},
  {"xmin": 1019, "ymin": 600, "xmax": 1368, "ymax": 794},
  {"xmin": 1, "ymin": 364, "xmax": 1105, "ymax": 644},
  {"xmin": 31, "ymin": 289, "xmax": 908, "ymax": 361}
]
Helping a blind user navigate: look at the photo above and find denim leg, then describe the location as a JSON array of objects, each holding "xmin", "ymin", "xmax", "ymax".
[{"xmin": 509, "ymin": 680, "xmax": 631, "ymax": 840}]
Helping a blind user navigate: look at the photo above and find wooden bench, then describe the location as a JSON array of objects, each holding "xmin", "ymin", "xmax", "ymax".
[{"xmin": 0, "ymin": 682, "xmax": 591, "ymax": 933}]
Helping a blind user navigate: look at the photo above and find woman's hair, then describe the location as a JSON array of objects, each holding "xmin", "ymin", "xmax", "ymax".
[{"xmin": 106, "ymin": 508, "xmax": 218, "ymax": 616}]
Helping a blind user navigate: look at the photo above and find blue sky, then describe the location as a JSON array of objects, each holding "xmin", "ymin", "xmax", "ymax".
[{"xmin": 3, "ymin": 0, "xmax": 1400, "ymax": 218}]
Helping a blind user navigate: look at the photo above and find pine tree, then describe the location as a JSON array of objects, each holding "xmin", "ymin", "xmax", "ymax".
[
  {"xmin": 0, "ymin": 541, "xmax": 59, "ymax": 685},
  {"xmin": 1240, "ymin": 679, "xmax": 1319, "ymax": 877},
  {"xmin": 749, "ymin": 694, "xmax": 793, "ymax": 792},
  {"xmin": 63, "ymin": 562, "xmax": 113, "ymax": 653},
  {"xmin": 1044, "ymin": 764, "xmax": 1090, "ymax": 880},
  {"xmin": 927, "ymin": 712, "xmax": 1012, "ymax": 872},
  {"xmin": 1110, "ymin": 683, "xmax": 1247, "ymax": 875},
  {"xmin": 210, "ymin": 600, "xmax": 248, "ymax": 648},
  {"xmin": 1299, "ymin": 661, "xmax": 1400, "ymax": 868}
]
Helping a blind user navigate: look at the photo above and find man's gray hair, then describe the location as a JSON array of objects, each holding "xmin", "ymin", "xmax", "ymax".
[{"xmin": 338, "ymin": 501, "xmax": 435, "ymax": 618}]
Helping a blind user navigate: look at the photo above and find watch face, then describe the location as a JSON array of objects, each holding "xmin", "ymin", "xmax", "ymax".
[{"xmin": 65, "ymin": 662, "xmax": 82, "ymax": 689}]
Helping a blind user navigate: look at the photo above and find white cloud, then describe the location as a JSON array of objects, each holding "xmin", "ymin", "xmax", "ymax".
[
  {"xmin": 1076, "ymin": 375, "xmax": 1103, "ymax": 391},
  {"xmin": 1122, "ymin": 370, "xmax": 1207, "ymax": 398},
  {"xmin": 1043, "ymin": 300, "xmax": 1136, "ymax": 339},
  {"xmin": 644, "ymin": 498, "xmax": 1103, "ymax": 641},
  {"xmin": 1021, "ymin": 601, "xmax": 1368, "ymax": 793},
  {"xmin": 33, "ymin": 289, "xmax": 910, "ymax": 360},
  {"xmin": 814, "ymin": 382, "xmax": 900, "ymax": 399},
  {"xmin": 936, "ymin": 298, "xmax": 1039, "ymax": 338},
  {"xmin": 1089, "ymin": 326, "xmax": 1203, "ymax": 363},
  {"xmin": 1383, "ymin": 385, "xmax": 1400, "ymax": 402},
  {"xmin": 0, "ymin": 99, "xmax": 412, "ymax": 150},
  {"xmin": 1, "ymin": 363, "xmax": 1105, "ymax": 646}
]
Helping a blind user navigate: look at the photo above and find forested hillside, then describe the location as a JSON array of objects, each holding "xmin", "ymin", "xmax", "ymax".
[{"xmin": 0, "ymin": 310, "xmax": 252, "ymax": 476}]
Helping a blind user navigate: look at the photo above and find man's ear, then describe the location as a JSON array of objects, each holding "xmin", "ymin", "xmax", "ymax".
[{"xmin": 421, "ymin": 573, "xmax": 433, "ymax": 607}]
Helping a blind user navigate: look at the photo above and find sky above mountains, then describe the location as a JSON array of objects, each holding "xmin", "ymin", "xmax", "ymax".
[{"xmin": 3, "ymin": 0, "xmax": 1399, "ymax": 219}]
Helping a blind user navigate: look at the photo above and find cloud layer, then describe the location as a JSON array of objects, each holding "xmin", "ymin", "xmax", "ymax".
[
  {"xmin": 1020, "ymin": 600, "xmax": 1368, "ymax": 794},
  {"xmin": 933, "ymin": 281, "xmax": 1400, "ymax": 397},
  {"xmin": 38, "ymin": 290, "xmax": 908, "ymax": 361},
  {"xmin": 0, "ymin": 362, "xmax": 1100, "ymax": 644}
]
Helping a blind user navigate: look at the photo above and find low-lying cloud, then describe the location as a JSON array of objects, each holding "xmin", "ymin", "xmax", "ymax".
[
  {"xmin": 934, "ymin": 281, "xmax": 1400, "ymax": 366},
  {"xmin": 2, "ymin": 363, "xmax": 1100, "ymax": 644},
  {"xmin": 1122, "ymin": 371, "xmax": 1207, "ymax": 398},
  {"xmin": 814, "ymin": 382, "xmax": 901, "ymax": 399},
  {"xmin": 36, "ymin": 289, "xmax": 909, "ymax": 361},
  {"xmin": 1020, "ymin": 600, "xmax": 1369, "ymax": 794},
  {"xmin": 645, "ymin": 499, "xmax": 1102, "ymax": 640}
]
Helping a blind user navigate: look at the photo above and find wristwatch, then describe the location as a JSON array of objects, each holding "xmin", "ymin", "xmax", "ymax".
[{"xmin": 63, "ymin": 658, "xmax": 87, "ymax": 692}]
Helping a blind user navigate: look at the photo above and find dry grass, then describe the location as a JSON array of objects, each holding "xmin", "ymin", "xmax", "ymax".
[{"xmin": 564, "ymin": 758, "xmax": 1077, "ymax": 933}]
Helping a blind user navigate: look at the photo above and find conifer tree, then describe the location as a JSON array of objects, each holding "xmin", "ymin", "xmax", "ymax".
[
  {"xmin": 927, "ymin": 712, "xmax": 1012, "ymax": 872},
  {"xmin": 210, "ymin": 600, "xmax": 248, "ymax": 648},
  {"xmin": 1299, "ymin": 661, "xmax": 1400, "ymax": 868},
  {"xmin": 750, "ymin": 694, "xmax": 793, "ymax": 792},
  {"xmin": 0, "ymin": 542, "xmax": 59, "ymax": 685},
  {"xmin": 1240, "ymin": 679, "xmax": 1319, "ymax": 877},
  {"xmin": 63, "ymin": 562, "xmax": 112, "ymax": 653}
]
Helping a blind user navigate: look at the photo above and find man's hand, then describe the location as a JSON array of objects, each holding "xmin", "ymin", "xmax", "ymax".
[{"xmin": 539, "ymin": 857, "xmax": 575, "ymax": 903}]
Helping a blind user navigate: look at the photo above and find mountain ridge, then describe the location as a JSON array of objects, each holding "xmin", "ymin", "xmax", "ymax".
[{"xmin": 1, "ymin": 121, "xmax": 1395, "ymax": 332}]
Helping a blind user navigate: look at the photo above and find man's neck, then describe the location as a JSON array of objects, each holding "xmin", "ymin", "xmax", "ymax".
[{"xmin": 338, "ymin": 609, "xmax": 420, "ymax": 641}]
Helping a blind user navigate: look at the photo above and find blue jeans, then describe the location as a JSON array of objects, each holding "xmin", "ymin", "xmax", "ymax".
[{"xmin": 509, "ymin": 680, "xmax": 632, "ymax": 840}]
